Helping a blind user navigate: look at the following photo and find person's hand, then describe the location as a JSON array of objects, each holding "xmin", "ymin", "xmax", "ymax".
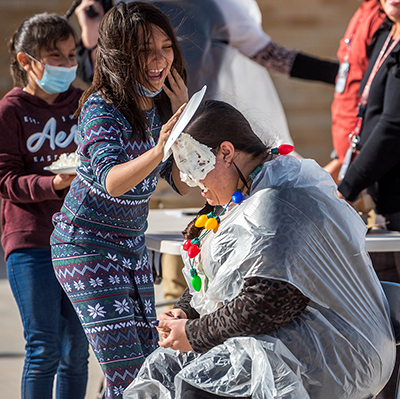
[
  {"xmin": 155, "ymin": 103, "xmax": 186, "ymax": 155},
  {"xmin": 158, "ymin": 308, "xmax": 187, "ymax": 321},
  {"xmin": 323, "ymin": 158, "xmax": 342, "ymax": 185},
  {"xmin": 75, "ymin": 0, "xmax": 104, "ymax": 49},
  {"xmin": 53, "ymin": 174, "xmax": 75, "ymax": 191},
  {"xmin": 163, "ymin": 68, "xmax": 189, "ymax": 113},
  {"xmin": 157, "ymin": 318, "xmax": 193, "ymax": 352},
  {"xmin": 156, "ymin": 309, "xmax": 187, "ymax": 339},
  {"xmin": 337, "ymin": 189, "xmax": 346, "ymax": 200}
]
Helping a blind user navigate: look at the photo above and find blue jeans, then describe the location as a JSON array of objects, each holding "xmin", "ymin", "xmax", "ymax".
[{"xmin": 7, "ymin": 249, "xmax": 89, "ymax": 399}]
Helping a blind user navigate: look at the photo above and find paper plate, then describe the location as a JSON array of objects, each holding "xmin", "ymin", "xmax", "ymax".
[
  {"xmin": 162, "ymin": 85, "xmax": 207, "ymax": 162},
  {"xmin": 43, "ymin": 166, "xmax": 77, "ymax": 175}
]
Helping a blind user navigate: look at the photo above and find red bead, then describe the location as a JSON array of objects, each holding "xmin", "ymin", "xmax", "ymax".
[
  {"xmin": 183, "ymin": 240, "xmax": 192, "ymax": 251},
  {"xmin": 188, "ymin": 244, "xmax": 200, "ymax": 258},
  {"xmin": 278, "ymin": 144, "xmax": 295, "ymax": 155}
]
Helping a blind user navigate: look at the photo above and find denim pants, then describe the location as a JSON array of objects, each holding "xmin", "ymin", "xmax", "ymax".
[{"xmin": 7, "ymin": 248, "xmax": 89, "ymax": 399}]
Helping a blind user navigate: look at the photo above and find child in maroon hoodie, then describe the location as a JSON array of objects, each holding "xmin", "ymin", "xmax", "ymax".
[{"xmin": 0, "ymin": 13, "xmax": 89, "ymax": 399}]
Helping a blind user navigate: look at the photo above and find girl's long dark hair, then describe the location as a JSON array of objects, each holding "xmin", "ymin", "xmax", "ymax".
[
  {"xmin": 76, "ymin": 1, "xmax": 187, "ymax": 141},
  {"xmin": 8, "ymin": 13, "xmax": 76, "ymax": 87}
]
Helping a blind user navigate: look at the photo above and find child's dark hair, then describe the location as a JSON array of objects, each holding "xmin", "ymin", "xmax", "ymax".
[
  {"xmin": 76, "ymin": 1, "xmax": 188, "ymax": 142},
  {"xmin": 8, "ymin": 13, "xmax": 77, "ymax": 87}
]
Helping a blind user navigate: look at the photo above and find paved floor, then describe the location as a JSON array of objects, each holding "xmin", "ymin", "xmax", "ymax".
[{"xmin": 0, "ymin": 247, "xmax": 166, "ymax": 399}]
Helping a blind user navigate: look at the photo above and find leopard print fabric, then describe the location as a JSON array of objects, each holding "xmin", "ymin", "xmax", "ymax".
[
  {"xmin": 175, "ymin": 277, "xmax": 310, "ymax": 353},
  {"xmin": 251, "ymin": 40, "xmax": 298, "ymax": 76},
  {"xmin": 174, "ymin": 288, "xmax": 200, "ymax": 319}
]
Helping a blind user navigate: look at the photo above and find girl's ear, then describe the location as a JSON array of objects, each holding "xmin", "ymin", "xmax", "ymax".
[{"xmin": 17, "ymin": 52, "xmax": 32, "ymax": 72}]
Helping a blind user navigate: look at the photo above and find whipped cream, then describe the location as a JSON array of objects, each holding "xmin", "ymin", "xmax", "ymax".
[
  {"xmin": 47, "ymin": 152, "xmax": 80, "ymax": 170},
  {"xmin": 172, "ymin": 133, "xmax": 215, "ymax": 191}
]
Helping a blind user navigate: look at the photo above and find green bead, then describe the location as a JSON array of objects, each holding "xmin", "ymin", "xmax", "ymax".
[{"xmin": 191, "ymin": 275, "xmax": 202, "ymax": 292}]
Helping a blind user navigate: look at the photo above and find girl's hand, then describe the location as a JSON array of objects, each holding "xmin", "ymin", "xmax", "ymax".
[
  {"xmin": 163, "ymin": 68, "xmax": 189, "ymax": 113},
  {"xmin": 53, "ymin": 174, "xmax": 75, "ymax": 191},
  {"xmin": 155, "ymin": 103, "xmax": 186, "ymax": 154},
  {"xmin": 157, "ymin": 319, "xmax": 193, "ymax": 352}
]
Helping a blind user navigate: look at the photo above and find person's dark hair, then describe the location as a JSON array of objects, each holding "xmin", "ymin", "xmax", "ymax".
[
  {"xmin": 182, "ymin": 100, "xmax": 271, "ymax": 240},
  {"xmin": 185, "ymin": 100, "xmax": 270, "ymax": 159},
  {"xmin": 76, "ymin": 1, "xmax": 187, "ymax": 141},
  {"xmin": 8, "ymin": 13, "xmax": 77, "ymax": 87}
]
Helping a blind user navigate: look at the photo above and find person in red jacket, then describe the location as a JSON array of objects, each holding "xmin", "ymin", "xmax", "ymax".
[
  {"xmin": 0, "ymin": 13, "xmax": 89, "ymax": 399},
  {"xmin": 325, "ymin": 0, "xmax": 385, "ymax": 182}
]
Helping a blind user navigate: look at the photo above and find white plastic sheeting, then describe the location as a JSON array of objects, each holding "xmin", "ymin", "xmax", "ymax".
[{"xmin": 125, "ymin": 156, "xmax": 395, "ymax": 399}]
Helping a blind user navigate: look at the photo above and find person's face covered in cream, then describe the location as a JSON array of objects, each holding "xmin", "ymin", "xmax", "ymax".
[
  {"xmin": 172, "ymin": 133, "xmax": 238, "ymax": 206},
  {"xmin": 172, "ymin": 132, "xmax": 216, "ymax": 191}
]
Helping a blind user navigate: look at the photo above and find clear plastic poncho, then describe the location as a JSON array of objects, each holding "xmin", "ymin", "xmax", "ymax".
[{"xmin": 124, "ymin": 156, "xmax": 395, "ymax": 399}]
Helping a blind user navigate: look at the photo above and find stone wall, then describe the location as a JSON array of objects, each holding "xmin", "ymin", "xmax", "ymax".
[{"xmin": 0, "ymin": 0, "xmax": 361, "ymax": 165}]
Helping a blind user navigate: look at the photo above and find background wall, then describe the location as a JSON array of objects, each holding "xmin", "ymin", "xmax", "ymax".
[{"xmin": 0, "ymin": 0, "xmax": 361, "ymax": 166}]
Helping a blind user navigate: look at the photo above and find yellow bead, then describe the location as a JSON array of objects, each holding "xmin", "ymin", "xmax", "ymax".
[
  {"xmin": 195, "ymin": 214, "xmax": 208, "ymax": 228},
  {"xmin": 205, "ymin": 217, "xmax": 218, "ymax": 230}
]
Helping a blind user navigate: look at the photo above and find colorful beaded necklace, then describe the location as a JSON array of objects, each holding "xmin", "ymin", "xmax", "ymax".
[{"xmin": 182, "ymin": 144, "xmax": 294, "ymax": 291}]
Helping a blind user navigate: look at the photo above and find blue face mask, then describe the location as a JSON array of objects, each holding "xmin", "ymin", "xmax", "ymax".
[
  {"xmin": 27, "ymin": 54, "xmax": 77, "ymax": 94},
  {"xmin": 137, "ymin": 83, "xmax": 163, "ymax": 98}
]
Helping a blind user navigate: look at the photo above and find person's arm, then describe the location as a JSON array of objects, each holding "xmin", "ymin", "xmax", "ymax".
[
  {"xmin": 173, "ymin": 287, "xmax": 200, "ymax": 319},
  {"xmin": 290, "ymin": 52, "xmax": 339, "ymax": 84},
  {"xmin": 76, "ymin": 1, "xmax": 103, "ymax": 55},
  {"xmin": 103, "ymin": 105, "xmax": 186, "ymax": 197},
  {"xmin": 338, "ymin": 65, "xmax": 400, "ymax": 201},
  {"xmin": 251, "ymin": 41, "xmax": 339, "ymax": 84},
  {"xmin": 216, "ymin": 0, "xmax": 339, "ymax": 84},
  {"xmin": 74, "ymin": 0, "xmax": 105, "ymax": 84},
  {"xmin": 0, "ymin": 104, "xmax": 71, "ymax": 203},
  {"xmin": 185, "ymin": 277, "xmax": 310, "ymax": 353}
]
